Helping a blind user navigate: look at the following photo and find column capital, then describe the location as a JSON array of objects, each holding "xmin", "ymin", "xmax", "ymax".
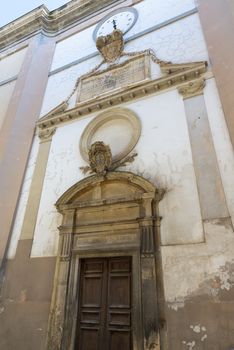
[
  {"xmin": 178, "ymin": 78, "xmax": 206, "ymax": 99},
  {"xmin": 38, "ymin": 127, "xmax": 56, "ymax": 143}
]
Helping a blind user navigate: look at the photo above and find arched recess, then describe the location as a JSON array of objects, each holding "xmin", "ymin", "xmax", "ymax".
[{"xmin": 47, "ymin": 171, "xmax": 165, "ymax": 350}]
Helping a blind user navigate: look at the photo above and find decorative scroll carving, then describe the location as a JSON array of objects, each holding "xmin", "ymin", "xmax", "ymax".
[
  {"xmin": 80, "ymin": 141, "xmax": 137, "ymax": 175},
  {"xmin": 38, "ymin": 127, "xmax": 56, "ymax": 143},
  {"xmin": 96, "ymin": 29, "xmax": 124, "ymax": 62},
  {"xmin": 178, "ymin": 78, "xmax": 206, "ymax": 99}
]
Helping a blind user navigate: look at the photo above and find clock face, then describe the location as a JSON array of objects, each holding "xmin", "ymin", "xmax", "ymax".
[{"xmin": 93, "ymin": 7, "xmax": 138, "ymax": 40}]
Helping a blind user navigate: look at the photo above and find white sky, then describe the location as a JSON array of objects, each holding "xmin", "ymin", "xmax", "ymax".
[{"xmin": 0, "ymin": 0, "xmax": 69, "ymax": 27}]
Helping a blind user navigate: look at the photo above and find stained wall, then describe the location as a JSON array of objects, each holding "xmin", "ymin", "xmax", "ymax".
[{"xmin": 1, "ymin": 0, "xmax": 234, "ymax": 349}]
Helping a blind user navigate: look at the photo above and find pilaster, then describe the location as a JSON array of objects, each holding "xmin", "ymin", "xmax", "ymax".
[
  {"xmin": 0, "ymin": 34, "xmax": 56, "ymax": 270},
  {"xmin": 20, "ymin": 128, "xmax": 56, "ymax": 241},
  {"xmin": 178, "ymin": 79, "xmax": 229, "ymax": 220}
]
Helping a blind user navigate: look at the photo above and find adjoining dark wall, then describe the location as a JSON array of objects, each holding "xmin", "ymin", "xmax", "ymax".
[
  {"xmin": 166, "ymin": 287, "xmax": 234, "ymax": 349},
  {"xmin": 198, "ymin": 0, "xmax": 234, "ymax": 148},
  {"xmin": 0, "ymin": 240, "xmax": 56, "ymax": 350}
]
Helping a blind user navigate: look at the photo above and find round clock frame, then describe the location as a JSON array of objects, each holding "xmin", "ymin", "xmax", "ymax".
[{"xmin": 93, "ymin": 7, "xmax": 138, "ymax": 41}]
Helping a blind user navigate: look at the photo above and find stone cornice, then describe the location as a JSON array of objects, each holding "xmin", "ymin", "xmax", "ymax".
[
  {"xmin": 37, "ymin": 60, "xmax": 208, "ymax": 130},
  {"xmin": 0, "ymin": 0, "xmax": 123, "ymax": 50}
]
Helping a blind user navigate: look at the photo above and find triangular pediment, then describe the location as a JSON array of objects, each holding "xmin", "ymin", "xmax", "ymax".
[
  {"xmin": 160, "ymin": 61, "xmax": 207, "ymax": 75},
  {"xmin": 39, "ymin": 101, "xmax": 68, "ymax": 123},
  {"xmin": 37, "ymin": 57, "xmax": 208, "ymax": 130}
]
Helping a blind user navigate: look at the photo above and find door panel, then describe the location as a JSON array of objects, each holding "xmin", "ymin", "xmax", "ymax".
[
  {"xmin": 76, "ymin": 257, "xmax": 132, "ymax": 350},
  {"xmin": 76, "ymin": 259, "xmax": 106, "ymax": 350},
  {"xmin": 109, "ymin": 331, "xmax": 131, "ymax": 350},
  {"xmin": 107, "ymin": 258, "xmax": 132, "ymax": 350}
]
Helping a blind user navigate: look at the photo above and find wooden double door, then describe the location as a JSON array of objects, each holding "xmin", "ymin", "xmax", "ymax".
[{"xmin": 75, "ymin": 257, "xmax": 132, "ymax": 350}]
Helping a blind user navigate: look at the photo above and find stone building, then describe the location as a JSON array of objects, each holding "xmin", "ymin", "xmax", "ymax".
[{"xmin": 0, "ymin": 0, "xmax": 234, "ymax": 349}]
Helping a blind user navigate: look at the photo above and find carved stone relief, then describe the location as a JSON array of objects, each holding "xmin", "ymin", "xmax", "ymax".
[
  {"xmin": 96, "ymin": 29, "xmax": 124, "ymax": 62},
  {"xmin": 80, "ymin": 141, "xmax": 137, "ymax": 175}
]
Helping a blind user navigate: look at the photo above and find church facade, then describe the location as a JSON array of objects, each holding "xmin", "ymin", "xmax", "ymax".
[{"xmin": 0, "ymin": 1, "xmax": 234, "ymax": 349}]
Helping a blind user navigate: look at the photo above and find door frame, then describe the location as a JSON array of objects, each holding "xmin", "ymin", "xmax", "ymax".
[{"xmin": 46, "ymin": 172, "xmax": 165, "ymax": 350}]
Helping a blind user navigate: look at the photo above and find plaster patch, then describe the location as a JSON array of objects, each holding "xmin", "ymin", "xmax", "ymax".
[
  {"xmin": 201, "ymin": 334, "xmax": 207, "ymax": 342},
  {"xmin": 190, "ymin": 325, "xmax": 201, "ymax": 333},
  {"xmin": 182, "ymin": 340, "xmax": 195, "ymax": 349},
  {"xmin": 183, "ymin": 324, "xmax": 207, "ymax": 346},
  {"xmin": 167, "ymin": 300, "xmax": 185, "ymax": 311},
  {"xmin": 0, "ymin": 306, "xmax": 4, "ymax": 314},
  {"xmin": 219, "ymin": 266, "xmax": 232, "ymax": 290},
  {"xmin": 19, "ymin": 290, "xmax": 27, "ymax": 303}
]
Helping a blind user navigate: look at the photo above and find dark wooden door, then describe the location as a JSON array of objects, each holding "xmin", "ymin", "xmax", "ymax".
[{"xmin": 75, "ymin": 257, "xmax": 132, "ymax": 350}]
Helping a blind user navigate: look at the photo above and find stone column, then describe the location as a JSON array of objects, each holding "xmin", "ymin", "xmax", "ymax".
[
  {"xmin": 140, "ymin": 195, "xmax": 160, "ymax": 350},
  {"xmin": 178, "ymin": 79, "xmax": 229, "ymax": 220}
]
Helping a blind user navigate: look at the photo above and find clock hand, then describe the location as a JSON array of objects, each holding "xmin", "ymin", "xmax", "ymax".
[{"xmin": 112, "ymin": 19, "xmax": 117, "ymax": 30}]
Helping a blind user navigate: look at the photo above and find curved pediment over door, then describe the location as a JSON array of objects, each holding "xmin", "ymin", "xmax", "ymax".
[{"xmin": 56, "ymin": 171, "xmax": 156, "ymax": 207}]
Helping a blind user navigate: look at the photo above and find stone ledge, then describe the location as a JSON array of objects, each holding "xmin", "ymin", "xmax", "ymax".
[{"xmin": 0, "ymin": 0, "xmax": 123, "ymax": 49}]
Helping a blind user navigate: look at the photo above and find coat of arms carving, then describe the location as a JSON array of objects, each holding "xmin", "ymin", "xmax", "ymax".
[
  {"xmin": 88, "ymin": 141, "xmax": 112, "ymax": 175},
  {"xmin": 80, "ymin": 141, "xmax": 137, "ymax": 176},
  {"xmin": 96, "ymin": 29, "xmax": 124, "ymax": 63}
]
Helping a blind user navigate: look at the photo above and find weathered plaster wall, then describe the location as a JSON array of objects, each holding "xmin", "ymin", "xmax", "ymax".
[
  {"xmin": 162, "ymin": 218, "xmax": 234, "ymax": 349},
  {"xmin": 157, "ymin": 77, "xmax": 234, "ymax": 349},
  {"xmin": 32, "ymin": 88, "xmax": 203, "ymax": 257},
  {"xmin": 0, "ymin": 47, "xmax": 27, "ymax": 83},
  {"xmin": 31, "ymin": 76, "xmax": 234, "ymax": 257},
  {"xmin": 3, "ymin": 0, "xmax": 234, "ymax": 349},
  {"xmin": 50, "ymin": 0, "xmax": 196, "ymax": 72},
  {"xmin": 0, "ymin": 47, "xmax": 27, "ymax": 133},
  {"xmin": 40, "ymin": 12, "xmax": 208, "ymax": 116},
  {"xmin": 126, "ymin": 14, "xmax": 208, "ymax": 63},
  {"xmin": 128, "ymin": 0, "xmax": 196, "ymax": 38}
]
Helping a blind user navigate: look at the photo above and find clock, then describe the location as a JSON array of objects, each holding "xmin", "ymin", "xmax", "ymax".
[{"xmin": 93, "ymin": 7, "xmax": 138, "ymax": 41}]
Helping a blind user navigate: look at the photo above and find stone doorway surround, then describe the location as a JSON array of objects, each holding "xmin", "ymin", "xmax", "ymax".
[{"xmin": 46, "ymin": 171, "xmax": 166, "ymax": 350}]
